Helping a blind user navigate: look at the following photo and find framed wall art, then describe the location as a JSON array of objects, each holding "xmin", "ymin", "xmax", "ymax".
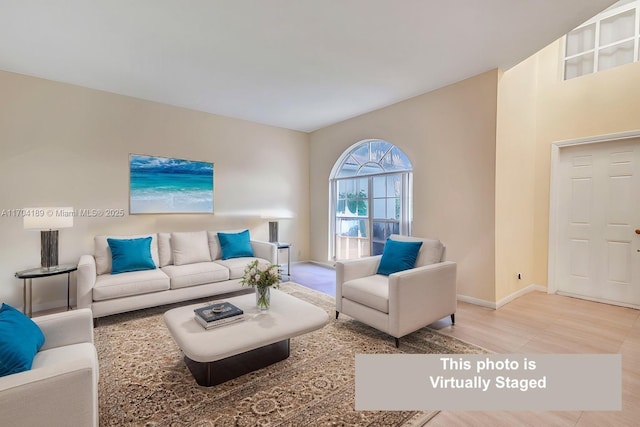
[{"xmin": 129, "ymin": 154, "xmax": 214, "ymax": 214}]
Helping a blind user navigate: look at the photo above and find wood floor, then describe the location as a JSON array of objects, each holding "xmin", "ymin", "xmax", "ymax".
[
  {"xmin": 291, "ymin": 263, "xmax": 640, "ymax": 427},
  {"xmin": 428, "ymin": 291, "xmax": 640, "ymax": 427}
]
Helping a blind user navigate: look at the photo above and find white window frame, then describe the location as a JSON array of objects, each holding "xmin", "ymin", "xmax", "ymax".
[
  {"xmin": 562, "ymin": 0, "xmax": 640, "ymax": 80},
  {"xmin": 328, "ymin": 140, "xmax": 413, "ymax": 261}
]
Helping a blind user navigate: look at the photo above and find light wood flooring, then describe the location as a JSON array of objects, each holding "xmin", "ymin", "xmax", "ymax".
[
  {"xmin": 427, "ymin": 291, "xmax": 640, "ymax": 427},
  {"xmin": 292, "ymin": 262, "xmax": 640, "ymax": 426}
]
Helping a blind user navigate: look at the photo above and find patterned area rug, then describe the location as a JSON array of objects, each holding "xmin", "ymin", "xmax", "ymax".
[{"xmin": 95, "ymin": 282, "xmax": 487, "ymax": 426}]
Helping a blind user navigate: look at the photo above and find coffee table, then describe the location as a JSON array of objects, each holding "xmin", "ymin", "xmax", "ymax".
[{"xmin": 163, "ymin": 288, "xmax": 329, "ymax": 386}]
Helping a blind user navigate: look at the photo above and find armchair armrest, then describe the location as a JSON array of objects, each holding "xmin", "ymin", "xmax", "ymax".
[
  {"xmin": 388, "ymin": 261, "xmax": 457, "ymax": 337},
  {"xmin": 251, "ymin": 240, "xmax": 278, "ymax": 264},
  {"xmin": 34, "ymin": 308, "xmax": 94, "ymax": 351},
  {"xmin": 77, "ymin": 255, "xmax": 96, "ymax": 310},
  {"xmin": 0, "ymin": 357, "xmax": 97, "ymax": 427},
  {"xmin": 335, "ymin": 256, "xmax": 382, "ymax": 311},
  {"xmin": 336, "ymin": 255, "xmax": 382, "ymax": 285}
]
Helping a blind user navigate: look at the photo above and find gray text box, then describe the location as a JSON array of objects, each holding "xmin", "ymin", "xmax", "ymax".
[{"xmin": 355, "ymin": 354, "xmax": 621, "ymax": 411}]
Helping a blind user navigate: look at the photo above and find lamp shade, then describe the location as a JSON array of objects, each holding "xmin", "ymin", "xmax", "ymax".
[{"xmin": 23, "ymin": 207, "xmax": 74, "ymax": 230}]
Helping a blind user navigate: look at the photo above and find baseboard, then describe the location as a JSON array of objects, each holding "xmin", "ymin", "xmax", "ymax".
[
  {"xmin": 495, "ymin": 284, "xmax": 546, "ymax": 309},
  {"xmin": 456, "ymin": 294, "xmax": 497, "ymax": 309},
  {"xmin": 457, "ymin": 284, "xmax": 546, "ymax": 310},
  {"xmin": 300, "ymin": 260, "xmax": 336, "ymax": 269}
]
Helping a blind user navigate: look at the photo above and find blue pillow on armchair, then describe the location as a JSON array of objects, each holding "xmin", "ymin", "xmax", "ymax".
[
  {"xmin": 107, "ymin": 237, "xmax": 157, "ymax": 274},
  {"xmin": 376, "ymin": 239, "xmax": 423, "ymax": 276},
  {"xmin": 0, "ymin": 303, "xmax": 45, "ymax": 377},
  {"xmin": 217, "ymin": 230, "xmax": 255, "ymax": 260}
]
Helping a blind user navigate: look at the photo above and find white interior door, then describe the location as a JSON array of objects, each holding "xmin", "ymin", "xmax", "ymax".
[{"xmin": 556, "ymin": 138, "xmax": 640, "ymax": 307}]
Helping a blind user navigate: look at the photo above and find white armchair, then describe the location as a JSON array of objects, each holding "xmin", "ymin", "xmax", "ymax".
[
  {"xmin": 336, "ymin": 235, "xmax": 456, "ymax": 347},
  {"xmin": 0, "ymin": 309, "xmax": 99, "ymax": 427}
]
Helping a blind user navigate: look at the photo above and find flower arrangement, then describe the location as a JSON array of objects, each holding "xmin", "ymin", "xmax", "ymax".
[{"xmin": 240, "ymin": 260, "xmax": 281, "ymax": 310}]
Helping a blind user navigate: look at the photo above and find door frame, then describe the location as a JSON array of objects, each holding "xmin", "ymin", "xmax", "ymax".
[{"xmin": 548, "ymin": 130, "xmax": 640, "ymax": 300}]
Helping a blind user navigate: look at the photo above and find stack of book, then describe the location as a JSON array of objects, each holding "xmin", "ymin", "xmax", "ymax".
[{"xmin": 194, "ymin": 302, "xmax": 244, "ymax": 329}]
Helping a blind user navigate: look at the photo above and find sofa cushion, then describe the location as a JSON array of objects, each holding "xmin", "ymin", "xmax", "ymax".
[
  {"xmin": 171, "ymin": 231, "xmax": 211, "ymax": 266},
  {"xmin": 93, "ymin": 269, "xmax": 170, "ymax": 301},
  {"xmin": 95, "ymin": 234, "xmax": 159, "ymax": 275},
  {"xmin": 215, "ymin": 257, "xmax": 268, "ymax": 280},
  {"xmin": 341, "ymin": 275, "xmax": 389, "ymax": 314},
  {"xmin": 162, "ymin": 262, "xmax": 230, "ymax": 289},
  {"xmin": 157, "ymin": 232, "xmax": 173, "ymax": 267},
  {"xmin": 217, "ymin": 230, "xmax": 254, "ymax": 260},
  {"xmin": 107, "ymin": 237, "xmax": 157, "ymax": 274},
  {"xmin": 0, "ymin": 303, "xmax": 45, "ymax": 377},
  {"xmin": 376, "ymin": 239, "xmax": 423, "ymax": 276}
]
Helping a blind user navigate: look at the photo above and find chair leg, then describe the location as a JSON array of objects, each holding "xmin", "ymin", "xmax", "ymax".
[
  {"xmin": 450, "ymin": 313, "xmax": 455, "ymax": 325},
  {"xmin": 395, "ymin": 337, "xmax": 400, "ymax": 348},
  {"xmin": 335, "ymin": 311, "xmax": 339, "ymax": 320}
]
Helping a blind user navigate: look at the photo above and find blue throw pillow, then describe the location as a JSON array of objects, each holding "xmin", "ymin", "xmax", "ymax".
[
  {"xmin": 218, "ymin": 230, "xmax": 254, "ymax": 260},
  {"xmin": 0, "ymin": 303, "xmax": 45, "ymax": 377},
  {"xmin": 107, "ymin": 237, "xmax": 157, "ymax": 274},
  {"xmin": 376, "ymin": 239, "xmax": 423, "ymax": 276}
]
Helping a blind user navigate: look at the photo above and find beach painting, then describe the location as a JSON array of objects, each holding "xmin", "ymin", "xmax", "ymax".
[{"xmin": 129, "ymin": 154, "xmax": 214, "ymax": 214}]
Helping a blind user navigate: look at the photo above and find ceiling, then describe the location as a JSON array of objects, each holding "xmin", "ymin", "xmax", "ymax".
[{"xmin": 0, "ymin": 0, "xmax": 617, "ymax": 132}]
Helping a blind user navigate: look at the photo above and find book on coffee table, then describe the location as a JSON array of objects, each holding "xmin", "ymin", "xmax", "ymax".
[
  {"xmin": 194, "ymin": 313, "xmax": 244, "ymax": 329},
  {"xmin": 194, "ymin": 302, "xmax": 244, "ymax": 329}
]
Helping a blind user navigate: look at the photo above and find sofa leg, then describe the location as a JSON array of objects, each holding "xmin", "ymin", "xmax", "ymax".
[
  {"xmin": 335, "ymin": 311, "xmax": 339, "ymax": 320},
  {"xmin": 93, "ymin": 318, "xmax": 98, "ymax": 328},
  {"xmin": 450, "ymin": 313, "xmax": 455, "ymax": 325},
  {"xmin": 395, "ymin": 338, "xmax": 400, "ymax": 348}
]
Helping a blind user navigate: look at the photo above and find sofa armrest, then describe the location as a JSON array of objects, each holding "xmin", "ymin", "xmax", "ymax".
[
  {"xmin": 77, "ymin": 255, "xmax": 96, "ymax": 310},
  {"xmin": 388, "ymin": 261, "xmax": 457, "ymax": 336},
  {"xmin": 0, "ymin": 356, "xmax": 97, "ymax": 427},
  {"xmin": 251, "ymin": 240, "xmax": 277, "ymax": 264},
  {"xmin": 34, "ymin": 308, "xmax": 94, "ymax": 351}
]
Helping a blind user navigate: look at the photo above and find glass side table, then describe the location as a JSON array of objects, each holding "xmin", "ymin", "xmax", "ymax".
[
  {"xmin": 15, "ymin": 263, "xmax": 77, "ymax": 317},
  {"xmin": 277, "ymin": 242, "xmax": 291, "ymax": 281}
]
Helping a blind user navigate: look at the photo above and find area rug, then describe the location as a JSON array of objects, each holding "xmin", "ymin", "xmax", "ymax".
[{"xmin": 95, "ymin": 282, "xmax": 488, "ymax": 426}]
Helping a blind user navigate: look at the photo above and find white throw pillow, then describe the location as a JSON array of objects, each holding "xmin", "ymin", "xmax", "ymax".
[
  {"xmin": 171, "ymin": 231, "xmax": 212, "ymax": 266},
  {"xmin": 389, "ymin": 235, "xmax": 443, "ymax": 267},
  {"xmin": 157, "ymin": 232, "xmax": 173, "ymax": 267}
]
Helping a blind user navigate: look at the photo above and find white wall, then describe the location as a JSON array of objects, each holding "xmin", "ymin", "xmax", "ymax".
[{"xmin": 0, "ymin": 70, "xmax": 310, "ymax": 312}]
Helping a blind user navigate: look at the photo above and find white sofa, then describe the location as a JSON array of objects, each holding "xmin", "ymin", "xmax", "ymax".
[
  {"xmin": 335, "ymin": 235, "xmax": 457, "ymax": 347},
  {"xmin": 0, "ymin": 309, "xmax": 98, "ymax": 427},
  {"xmin": 77, "ymin": 231, "xmax": 277, "ymax": 319}
]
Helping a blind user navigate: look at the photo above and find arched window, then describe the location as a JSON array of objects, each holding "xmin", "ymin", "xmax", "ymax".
[{"xmin": 329, "ymin": 139, "xmax": 413, "ymax": 260}]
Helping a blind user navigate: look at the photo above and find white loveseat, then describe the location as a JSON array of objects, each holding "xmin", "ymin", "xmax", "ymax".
[
  {"xmin": 0, "ymin": 309, "xmax": 98, "ymax": 427},
  {"xmin": 77, "ymin": 230, "xmax": 277, "ymax": 319}
]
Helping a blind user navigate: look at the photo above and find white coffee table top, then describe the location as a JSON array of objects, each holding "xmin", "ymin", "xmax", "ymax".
[{"xmin": 163, "ymin": 288, "xmax": 329, "ymax": 362}]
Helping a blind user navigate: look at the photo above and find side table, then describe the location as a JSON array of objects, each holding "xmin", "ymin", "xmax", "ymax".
[
  {"xmin": 15, "ymin": 264, "xmax": 77, "ymax": 317},
  {"xmin": 276, "ymin": 242, "xmax": 291, "ymax": 281}
]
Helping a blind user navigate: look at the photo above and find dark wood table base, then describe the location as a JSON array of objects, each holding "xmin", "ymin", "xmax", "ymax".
[{"xmin": 184, "ymin": 339, "xmax": 290, "ymax": 386}]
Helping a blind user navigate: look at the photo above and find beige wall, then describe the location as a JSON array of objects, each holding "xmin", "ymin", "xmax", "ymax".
[
  {"xmin": 0, "ymin": 70, "xmax": 310, "ymax": 312},
  {"xmin": 309, "ymin": 70, "xmax": 499, "ymax": 302},
  {"xmin": 495, "ymin": 56, "xmax": 539, "ymax": 301},
  {"xmin": 495, "ymin": 39, "xmax": 640, "ymax": 298},
  {"xmin": 534, "ymin": 41, "xmax": 640, "ymax": 287}
]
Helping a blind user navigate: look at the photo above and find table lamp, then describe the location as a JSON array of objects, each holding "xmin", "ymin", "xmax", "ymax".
[
  {"xmin": 24, "ymin": 207, "xmax": 73, "ymax": 269},
  {"xmin": 260, "ymin": 211, "xmax": 294, "ymax": 243}
]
